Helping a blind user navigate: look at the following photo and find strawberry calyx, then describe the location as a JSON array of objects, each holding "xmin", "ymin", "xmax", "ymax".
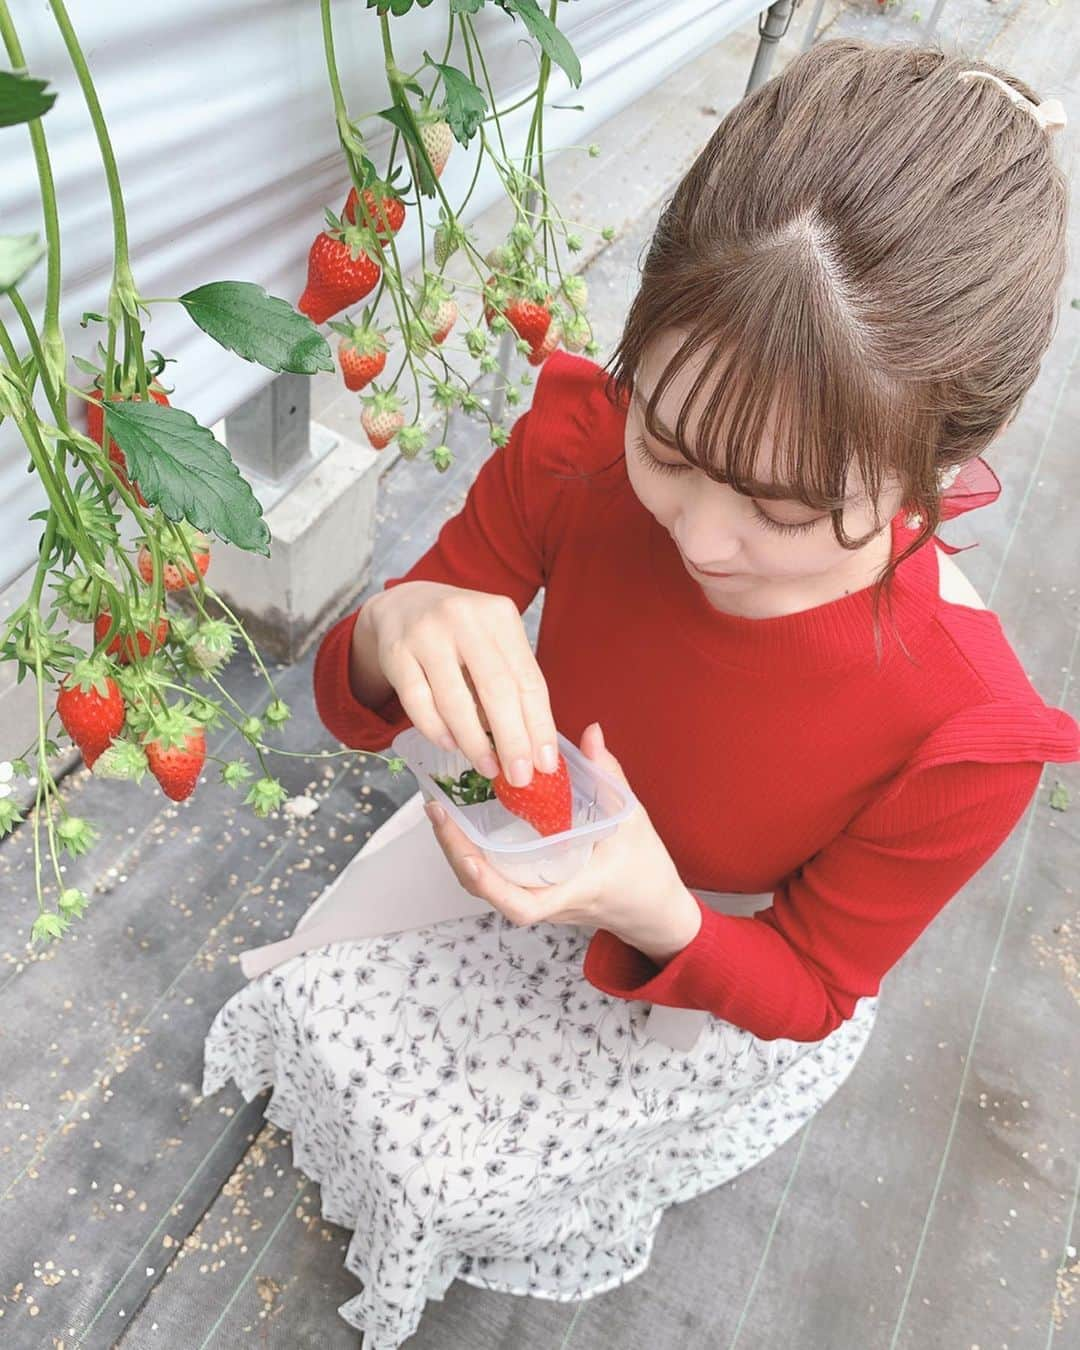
[
  {"xmin": 141, "ymin": 703, "xmax": 203, "ymax": 753},
  {"xmin": 360, "ymin": 384, "xmax": 405, "ymax": 419},
  {"xmin": 61, "ymin": 653, "xmax": 121, "ymax": 702}
]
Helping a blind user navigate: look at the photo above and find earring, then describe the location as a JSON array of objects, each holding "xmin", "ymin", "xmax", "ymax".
[{"xmin": 907, "ymin": 463, "xmax": 963, "ymax": 529}]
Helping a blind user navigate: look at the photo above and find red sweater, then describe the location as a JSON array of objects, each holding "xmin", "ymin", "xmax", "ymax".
[{"xmin": 312, "ymin": 350, "xmax": 1079, "ymax": 1042}]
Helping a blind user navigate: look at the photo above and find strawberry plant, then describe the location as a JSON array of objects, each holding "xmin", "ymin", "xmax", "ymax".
[
  {"xmin": 308, "ymin": 0, "xmax": 609, "ymax": 455},
  {"xmin": 0, "ymin": 0, "xmax": 609, "ymax": 950}
]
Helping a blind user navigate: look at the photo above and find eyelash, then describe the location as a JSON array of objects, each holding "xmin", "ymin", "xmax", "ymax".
[{"xmin": 631, "ymin": 436, "xmax": 824, "ymax": 535}]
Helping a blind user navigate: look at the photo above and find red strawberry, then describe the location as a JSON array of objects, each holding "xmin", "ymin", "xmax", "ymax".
[
  {"xmin": 360, "ymin": 386, "xmax": 405, "ymax": 451},
  {"xmin": 56, "ymin": 659, "xmax": 126, "ymax": 769},
  {"xmin": 297, "ymin": 230, "xmax": 381, "ymax": 325},
  {"xmin": 330, "ymin": 321, "xmax": 390, "ymax": 392},
  {"xmin": 143, "ymin": 711, "xmax": 206, "ymax": 802},
  {"xmin": 339, "ymin": 339, "xmax": 387, "ymax": 391},
  {"xmin": 527, "ymin": 320, "xmax": 562, "ymax": 367},
  {"xmin": 137, "ymin": 539, "xmax": 211, "ymax": 591},
  {"xmin": 94, "ymin": 609, "xmax": 169, "ymax": 665},
  {"xmin": 86, "ymin": 385, "xmax": 169, "ymax": 508},
  {"xmin": 418, "ymin": 119, "xmax": 453, "ymax": 178},
  {"xmin": 505, "ymin": 295, "xmax": 553, "ymax": 350},
  {"xmin": 493, "ymin": 753, "xmax": 573, "ymax": 838},
  {"xmin": 343, "ymin": 186, "xmax": 406, "ymax": 239}
]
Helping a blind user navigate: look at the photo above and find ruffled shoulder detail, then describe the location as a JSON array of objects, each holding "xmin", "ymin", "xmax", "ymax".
[{"xmin": 876, "ymin": 700, "xmax": 1080, "ymax": 809}]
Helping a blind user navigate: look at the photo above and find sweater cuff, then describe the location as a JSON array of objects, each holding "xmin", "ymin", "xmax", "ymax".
[
  {"xmin": 312, "ymin": 608, "xmax": 412, "ymax": 752},
  {"xmin": 582, "ymin": 893, "xmax": 730, "ymax": 1008}
]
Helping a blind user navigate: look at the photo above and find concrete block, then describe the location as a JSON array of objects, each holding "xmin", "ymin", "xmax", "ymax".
[{"xmin": 200, "ymin": 422, "xmax": 382, "ymax": 664}]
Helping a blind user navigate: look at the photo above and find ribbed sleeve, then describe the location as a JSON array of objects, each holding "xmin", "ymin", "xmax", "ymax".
[
  {"xmin": 310, "ymin": 398, "xmax": 565, "ymax": 751},
  {"xmin": 583, "ymin": 756, "xmax": 1044, "ymax": 1042}
]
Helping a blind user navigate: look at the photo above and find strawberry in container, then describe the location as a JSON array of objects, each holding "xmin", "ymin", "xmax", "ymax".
[{"xmin": 390, "ymin": 728, "xmax": 637, "ymax": 887}]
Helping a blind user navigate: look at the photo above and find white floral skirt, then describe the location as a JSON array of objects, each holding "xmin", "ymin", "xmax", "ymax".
[{"xmin": 202, "ymin": 873, "xmax": 878, "ymax": 1350}]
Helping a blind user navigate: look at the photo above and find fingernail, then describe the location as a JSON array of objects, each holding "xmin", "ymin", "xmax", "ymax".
[
  {"xmin": 463, "ymin": 857, "xmax": 480, "ymax": 880},
  {"xmin": 425, "ymin": 802, "xmax": 446, "ymax": 826},
  {"xmin": 510, "ymin": 757, "xmax": 532, "ymax": 788},
  {"xmin": 479, "ymin": 751, "xmax": 500, "ymax": 778},
  {"xmin": 539, "ymin": 743, "xmax": 559, "ymax": 773}
]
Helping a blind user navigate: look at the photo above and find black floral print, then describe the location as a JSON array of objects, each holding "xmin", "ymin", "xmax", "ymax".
[{"xmin": 203, "ymin": 895, "xmax": 877, "ymax": 1349}]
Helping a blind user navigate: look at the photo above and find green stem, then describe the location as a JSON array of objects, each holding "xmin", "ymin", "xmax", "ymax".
[
  {"xmin": 0, "ymin": 2, "xmax": 65, "ymax": 387},
  {"xmin": 45, "ymin": 0, "xmax": 133, "ymax": 283}
]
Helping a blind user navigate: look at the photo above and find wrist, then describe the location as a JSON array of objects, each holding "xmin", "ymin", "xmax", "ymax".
[{"xmin": 632, "ymin": 886, "xmax": 703, "ymax": 967}]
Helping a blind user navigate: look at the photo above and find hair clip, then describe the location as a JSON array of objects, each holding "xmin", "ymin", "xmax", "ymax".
[{"xmin": 957, "ymin": 70, "xmax": 1067, "ymax": 133}]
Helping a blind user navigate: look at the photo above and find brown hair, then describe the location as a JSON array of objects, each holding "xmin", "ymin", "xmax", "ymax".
[{"xmin": 601, "ymin": 38, "xmax": 1069, "ymax": 592}]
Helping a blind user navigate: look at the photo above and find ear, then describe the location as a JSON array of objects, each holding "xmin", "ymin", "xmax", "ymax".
[{"xmin": 580, "ymin": 722, "xmax": 629, "ymax": 784}]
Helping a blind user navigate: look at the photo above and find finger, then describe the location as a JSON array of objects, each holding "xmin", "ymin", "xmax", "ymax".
[
  {"xmin": 493, "ymin": 622, "xmax": 559, "ymax": 774},
  {"xmin": 412, "ymin": 639, "xmax": 499, "ymax": 776},
  {"xmin": 424, "ymin": 801, "xmax": 547, "ymax": 924},
  {"xmin": 462, "ymin": 669, "xmax": 492, "ymax": 734},
  {"xmin": 457, "ymin": 626, "xmax": 535, "ymax": 787},
  {"xmin": 383, "ymin": 649, "xmax": 458, "ymax": 751},
  {"xmin": 579, "ymin": 721, "xmax": 629, "ymax": 784}
]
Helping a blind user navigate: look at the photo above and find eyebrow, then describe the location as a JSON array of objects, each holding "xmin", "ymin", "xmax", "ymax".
[{"xmin": 630, "ymin": 382, "xmax": 818, "ymax": 503}]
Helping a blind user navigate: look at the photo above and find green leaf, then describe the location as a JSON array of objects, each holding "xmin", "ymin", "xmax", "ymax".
[
  {"xmin": 451, "ymin": 0, "xmax": 488, "ymax": 12},
  {"xmin": 0, "ymin": 234, "xmax": 47, "ymax": 291},
  {"xmin": 103, "ymin": 401, "xmax": 271, "ymax": 556},
  {"xmin": 1049, "ymin": 781, "xmax": 1070, "ymax": 812},
  {"xmin": 497, "ymin": 0, "xmax": 581, "ymax": 87},
  {"xmin": 178, "ymin": 281, "xmax": 334, "ymax": 375},
  {"xmin": 378, "ymin": 104, "xmax": 438, "ymax": 198},
  {"xmin": 424, "ymin": 56, "xmax": 487, "ymax": 145},
  {"xmin": 0, "ymin": 71, "xmax": 57, "ymax": 127}
]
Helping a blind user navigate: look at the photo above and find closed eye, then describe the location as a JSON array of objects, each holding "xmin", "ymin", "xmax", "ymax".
[
  {"xmin": 751, "ymin": 503, "xmax": 825, "ymax": 535},
  {"xmin": 633, "ymin": 435, "xmax": 826, "ymax": 533},
  {"xmin": 631, "ymin": 435, "xmax": 691, "ymax": 477}
]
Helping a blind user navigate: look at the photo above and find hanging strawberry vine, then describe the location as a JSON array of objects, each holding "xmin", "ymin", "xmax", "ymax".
[{"xmin": 0, "ymin": 0, "xmax": 608, "ymax": 949}]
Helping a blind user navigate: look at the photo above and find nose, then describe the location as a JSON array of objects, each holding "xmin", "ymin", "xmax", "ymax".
[{"xmin": 673, "ymin": 504, "xmax": 741, "ymax": 572}]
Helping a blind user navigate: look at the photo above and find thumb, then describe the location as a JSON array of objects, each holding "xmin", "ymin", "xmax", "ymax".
[{"xmin": 580, "ymin": 722, "xmax": 628, "ymax": 783}]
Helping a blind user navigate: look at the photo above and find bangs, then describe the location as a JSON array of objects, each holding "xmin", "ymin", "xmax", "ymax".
[{"xmin": 639, "ymin": 328, "xmax": 900, "ymax": 520}]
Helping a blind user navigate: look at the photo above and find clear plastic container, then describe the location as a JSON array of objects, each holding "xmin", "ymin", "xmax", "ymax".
[{"xmin": 390, "ymin": 727, "xmax": 639, "ymax": 887}]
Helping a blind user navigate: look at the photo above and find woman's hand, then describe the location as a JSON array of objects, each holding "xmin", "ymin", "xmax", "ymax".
[
  {"xmin": 360, "ymin": 581, "xmax": 559, "ymax": 786},
  {"xmin": 424, "ymin": 722, "xmax": 704, "ymax": 966}
]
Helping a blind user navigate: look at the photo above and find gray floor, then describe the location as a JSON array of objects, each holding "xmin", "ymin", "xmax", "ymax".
[{"xmin": 2, "ymin": 3, "xmax": 1078, "ymax": 1348}]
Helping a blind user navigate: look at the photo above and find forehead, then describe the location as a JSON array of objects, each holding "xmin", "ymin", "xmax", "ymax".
[
  {"xmin": 634, "ymin": 329, "xmax": 783, "ymax": 468},
  {"xmin": 633, "ymin": 328, "xmax": 866, "ymax": 505}
]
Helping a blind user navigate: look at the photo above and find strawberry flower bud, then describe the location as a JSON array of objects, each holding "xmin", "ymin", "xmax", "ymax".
[
  {"xmin": 58, "ymin": 887, "xmax": 89, "ymax": 919},
  {"xmin": 221, "ymin": 759, "xmax": 255, "ymax": 788},
  {"xmin": 31, "ymin": 912, "xmax": 69, "ymax": 945},
  {"xmin": 264, "ymin": 698, "xmax": 292, "ymax": 726},
  {"xmin": 0, "ymin": 798, "xmax": 23, "ymax": 836},
  {"xmin": 244, "ymin": 776, "xmax": 289, "ymax": 818},
  {"xmin": 57, "ymin": 815, "xmax": 98, "ymax": 858},
  {"xmin": 241, "ymin": 716, "xmax": 264, "ymax": 744}
]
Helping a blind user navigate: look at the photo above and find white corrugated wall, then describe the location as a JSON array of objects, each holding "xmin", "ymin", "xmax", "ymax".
[{"xmin": 0, "ymin": 0, "xmax": 759, "ymax": 591}]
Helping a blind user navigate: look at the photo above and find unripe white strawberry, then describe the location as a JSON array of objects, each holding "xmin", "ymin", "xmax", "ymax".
[
  {"xmin": 418, "ymin": 120, "xmax": 453, "ymax": 178},
  {"xmin": 184, "ymin": 619, "xmax": 235, "ymax": 674}
]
